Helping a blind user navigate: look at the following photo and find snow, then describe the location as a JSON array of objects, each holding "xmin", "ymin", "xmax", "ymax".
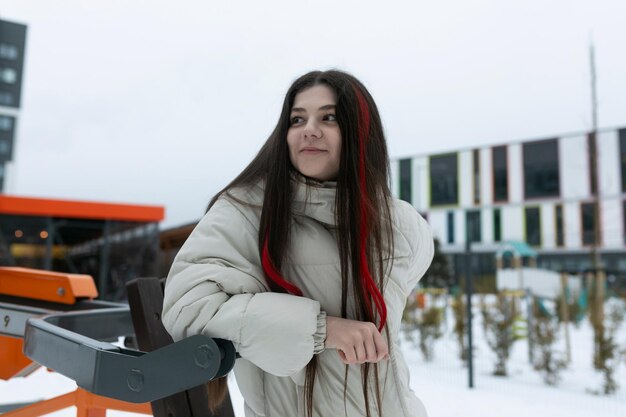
[
  {"xmin": 1, "ymin": 298, "xmax": 625, "ymax": 417},
  {"xmin": 404, "ymin": 295, "xmax": 626, "ymax": 417},
  {"xmin": 404, "ymin": 321, "xmax": 626, "ymax": 417}
]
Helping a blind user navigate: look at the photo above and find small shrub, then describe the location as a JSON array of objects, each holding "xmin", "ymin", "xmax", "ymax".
[
  {"xmin": 590, "ymin": 301, "xmax": 625, "ymax": 395},
  {"xmin": 555, "ymin": 296, "xmax": 583, "ymax": 327},
  {"xmin": 402, "ymin": 294, "xmax": 444, "ymax": 361},
  {"xmin": 481, "ymin": 292, "xmax": 517, "ymax": 376},
  {"xmin": 417, "ymin": 306, "xmax": 444, "ymax": 361},
  {"xmin": 531, "ymin": 298, "xmax": 568, "ymax": 386},
  {"xmin": 452, "ymin": 292, "xmax": 467, "ymax": 363}
]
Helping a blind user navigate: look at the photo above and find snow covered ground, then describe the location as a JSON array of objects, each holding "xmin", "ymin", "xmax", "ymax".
[
  {"xmin": 405, "ymin": 295, "xmax": 626, "ymax": 417},
  {"xmin": 405, "ymin": 321, "xmax": 626, "ymax": 417},
  {"xmin": 2, "ymin": 299, "xmax": 625, "ymax": 417}
]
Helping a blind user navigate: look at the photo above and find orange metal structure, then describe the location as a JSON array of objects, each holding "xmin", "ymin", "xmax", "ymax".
[
  {"xmin": 0, "ymin": 267, "xmax": 98, "ymax": 305},
  {"xmin": 0, "ymin": 195, "xmax": 164, "ymax": 223},
  {"xmin": 0, "ymin": 267, "xmax": 152, "ymax": 416},
  {"xmin": 0, "ymin": 267, "xmax": 99, "ymax": 379},
  {"xmin": 1, "ymin": 388, "xmax": 151, "ymax": 417},
  {"xmin": 0, "ymin": 337, "xmax": 37, "ymax": 379}
]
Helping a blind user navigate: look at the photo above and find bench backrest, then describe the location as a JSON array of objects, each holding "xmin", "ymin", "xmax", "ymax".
[{"xmin": 126, "ymin": 277, "xmax": 235, "ymax": 417}]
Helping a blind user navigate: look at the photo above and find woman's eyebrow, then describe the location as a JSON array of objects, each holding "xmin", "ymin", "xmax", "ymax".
[{"xmin": 291, "ymin": 104, "xmax": 336, "ymax": 113}]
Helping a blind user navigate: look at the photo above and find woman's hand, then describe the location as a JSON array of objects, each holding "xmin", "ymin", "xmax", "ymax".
[{"xmin": 325, "ymin": 316, "xmax": 389, "ymax": 365}]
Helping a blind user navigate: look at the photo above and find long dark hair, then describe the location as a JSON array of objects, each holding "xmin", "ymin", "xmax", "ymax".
[{"xmin": 206, "ymin": 70, "xmax": 395, "ymax": 417}]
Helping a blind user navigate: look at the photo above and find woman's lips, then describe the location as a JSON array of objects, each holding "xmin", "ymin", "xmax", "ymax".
[{"xmin": 301, "ymin": 148, "xmax": 327, "ymax": 154}]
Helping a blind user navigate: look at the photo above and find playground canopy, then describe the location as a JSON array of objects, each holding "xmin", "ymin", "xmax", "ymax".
[{"xmin": 496, "ymin": 240, "xmax": 538, "ymax": 260}]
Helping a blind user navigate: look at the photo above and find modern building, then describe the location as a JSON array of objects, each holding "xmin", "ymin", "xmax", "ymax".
[
  {"xmin": 391, "ymin": 126, "xmax": 626, "ymax": 284},
  {"xmin": 0, "ymin": 18, "xmax": 27, "ymax": 193},
  {"xmin": 158, "ymin": 221, "xmax": 196, "ymax": 277}
]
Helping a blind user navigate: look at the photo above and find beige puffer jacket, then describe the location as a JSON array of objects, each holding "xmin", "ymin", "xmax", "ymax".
[{"xmin": 162, "ymin": 178, "xmax": 434, "ymax": 417}]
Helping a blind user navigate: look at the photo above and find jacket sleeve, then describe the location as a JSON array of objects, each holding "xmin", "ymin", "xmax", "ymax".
[
  {"xmin": 162, "ymin": 197, "xmax": 327, "ymax": 377},
  {"xmin": 396, "ymin": 201, "xmax": 435, "ymax": 291}
]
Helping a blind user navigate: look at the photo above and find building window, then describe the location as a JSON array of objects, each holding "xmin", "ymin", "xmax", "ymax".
[
  {"xmin": 493, "ymin": 208, "xmax": 502, "ymax": 242},
  {"xmin": 623, "ymin": 201, "xmax": 626, "ymax": 245},
  {"xmin": 555, "ymin": 204, "xmax": 564, "ymax": 247},
  {"xmin": 430, "ymin": 153, "xmax": 458, "ymax": 206},
  {"xmin": 0, "ymin": 43, "xmax": 18, "ymax": 60},
  {"xmin": 620, "ymin": 129, "xmax": 626, "ymax": 193},
  {"xmin": 0, "ymin": 116, "xmax": 12, "ymax": 131},
  {"xmin": 523, "ymin": 138, "xmax": 560, "ymax": 199},
  {"xmin": 447, "ymin": 211, "xmax": 454, "ymax": 244},
  {"xmin": 466, "ymin": 210, "xmax": 481, "ymax": 243},
  {"xmin": 399, "ymin": 158, "xmax": 412, "ymax": 203},
  {"xmin": 492, "ymin": 146, "xmax": 508, "ymax": 202},
  {"xmin": 0, "ymin": 92, "xmax": 13, "ymax": 106},
  {"xmin": 525, "ymin": 207, "xmax": 541, "ymax": 246},
  {"xmin": 0, "ymin": 140, "xmax": 9, "ymax": 156},
  {"xmin": 581, "ymin": 202, "xmax": 600, "ymax": 246},
  {"xmin": 0, "ymin": 68, "xmax": 17, "ymax": 85},
  {"xmin": 473, "ymin": 149, "xmax": 480, "ymax": 205}
]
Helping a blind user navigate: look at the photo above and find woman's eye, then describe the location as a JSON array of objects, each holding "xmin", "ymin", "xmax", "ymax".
[
  {"xmin": 290, "ymin": 116, "xmax": 304, "ymax": 125},
  {"xmin": 324, "ymin": 114, "xmax": 337, "ymax": 122}
]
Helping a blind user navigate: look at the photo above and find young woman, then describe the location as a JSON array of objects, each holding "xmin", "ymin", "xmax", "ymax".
[{"xmin": 162, "ymin": 70, "xmax": 434, "ymax": 417}]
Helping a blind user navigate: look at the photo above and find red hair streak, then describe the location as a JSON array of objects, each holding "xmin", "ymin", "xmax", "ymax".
[
  {"xmin": 354, "ymin": 85, "xmax": 387, "ymax": 332},
  {"xmin": 262, "ymin": 234, "xmax": 303, "ymax": 296}
]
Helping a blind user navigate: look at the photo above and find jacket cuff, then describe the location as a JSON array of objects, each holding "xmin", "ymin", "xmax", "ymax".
[{"xmin": 313, "ymin": 310, "xmax": 327, "ymax": 354}]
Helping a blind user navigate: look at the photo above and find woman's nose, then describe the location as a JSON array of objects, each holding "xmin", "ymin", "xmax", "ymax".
[{"xmin": 303, "ymin": 120, "xmax": 322, "ymax": 139}]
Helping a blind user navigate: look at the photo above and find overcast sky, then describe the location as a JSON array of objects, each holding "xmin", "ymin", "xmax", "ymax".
[{"xmin": 2, "ymin": 0, "xmax": 625, "ymax": 227}]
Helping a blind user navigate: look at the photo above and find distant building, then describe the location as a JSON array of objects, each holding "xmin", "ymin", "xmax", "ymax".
[
  {"xmin": 0, "ymin": 195, "xmax": 164, "ymax": 300},
  {"xmin": 0, "ymin": 18, "xmax": 27, "ymax": 192},
  {"xmin": 158, "ymin": 221, "xmax": 196, "ymax": 277},
  {"xmin": 391, "ymin": 126, "xmax": 626, "ymax": 283}
]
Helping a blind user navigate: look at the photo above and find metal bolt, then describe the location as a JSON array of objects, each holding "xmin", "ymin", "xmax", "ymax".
[
  {"xmin": 127, "ymin": 369, "xmax": 144, "ymax": 392},
  {"xmin": 57, "ymin": 287, "xmax": 65, "ymax": 297},
  {"xmin": 194, "ymin": 344, "xmax": 214, "ymax": 369}
]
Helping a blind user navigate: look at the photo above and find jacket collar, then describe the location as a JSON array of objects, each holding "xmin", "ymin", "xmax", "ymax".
[
  {"xmin": 245, "ymin": 173, "xmax": 338, "ymax": 226},
  {"xmin": 291, "ymin": 173, "xmax": 337, "ymax": 227}
]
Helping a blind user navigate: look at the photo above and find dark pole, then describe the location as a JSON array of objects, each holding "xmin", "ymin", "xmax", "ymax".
[
  {"xmin": 99, "ymin": 220, "xmax": 111, "ymax": 299},
  {"xmin": 464, "ymin": 235, "xmax": 474, "ymax": 388},
  {"xmin": 589, "ymin": 41, "xmax": 601, "ymax": 272},
  {"xmin": 0, "ymin": 225, "xmax": 17, "ymax": 266}
]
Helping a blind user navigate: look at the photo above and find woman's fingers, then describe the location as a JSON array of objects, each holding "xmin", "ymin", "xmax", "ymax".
[
  {"xmin": 363, "ymin": 336, "xmax": 378, "ymax": 362},
  {"xmin": 326, "ymin": 316, "xmax": 390, "ymax": 364},
  {"xmin": 339, "ymin": 347, "xmax": 357, "ymax": 364},
  {"xmin": 362, "ymin": 322, "xmax": 388, "ymax": 362},
  {"xmin": 354, "ymin": 342, "xmax": 367, "ymax": 364},
  {"xmin": 372, "ymin": 329, "xmax": 389, "ymax": 361}
]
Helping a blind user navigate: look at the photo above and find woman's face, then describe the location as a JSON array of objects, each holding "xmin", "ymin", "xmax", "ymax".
[{"xmin": 287, "ymin": 84, "xmax": 342, "ymax": 182}]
